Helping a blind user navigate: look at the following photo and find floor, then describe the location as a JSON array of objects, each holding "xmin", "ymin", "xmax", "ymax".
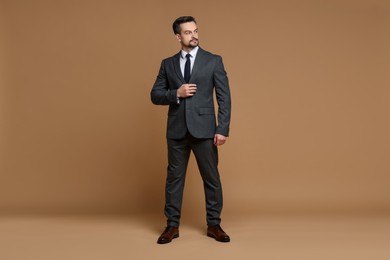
[{"xmin": 1, "ymin": 213, "xmax": 389, "ymax": 260}]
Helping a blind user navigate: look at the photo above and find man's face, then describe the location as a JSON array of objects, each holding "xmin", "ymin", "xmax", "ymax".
[{"xmin": 176, "ymin": 22, "xmax": 199, "ymax": 49}]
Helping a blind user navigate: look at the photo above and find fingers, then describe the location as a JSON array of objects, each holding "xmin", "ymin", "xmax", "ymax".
[
  {"xmin": 187, "ymin": 84, "xmax": 197, "ymax": 95},
  {"xmin": 187, "ymin": 86, "xmax": 197, "ymax": 95},
  {"xmin": 178, "ymin": 84, "xmax": 197, "ymax": 97},
  {"xmin": 214, "ymin": 134, "xmax": 227, "ymax": 146}
]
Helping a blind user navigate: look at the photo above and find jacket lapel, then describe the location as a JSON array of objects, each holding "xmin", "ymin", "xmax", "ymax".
[
  {"xmin": 189, "ymin": 48, "xmax": 205, "ymax": 82},
  {"xmin": 173, "ymin": 52, "xmax": 185, "ymax": 83}
]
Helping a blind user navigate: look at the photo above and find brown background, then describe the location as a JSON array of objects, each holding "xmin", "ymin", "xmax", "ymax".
[{"xmin": 1, "ymin": 0, "xmax": 389, "ymax": 219}]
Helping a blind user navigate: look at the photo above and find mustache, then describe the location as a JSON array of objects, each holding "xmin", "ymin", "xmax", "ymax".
[{"xmin": 191, "ymin": 37, "xmax": 198, "ymax": 41}]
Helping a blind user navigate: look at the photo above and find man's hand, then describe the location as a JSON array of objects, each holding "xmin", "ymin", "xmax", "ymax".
[
  {"xmin": 214, "ymin": 134, "xmax": 227, "ymax": 146},
  {"xmin": 177, "ymin": 84, "xmax": 197, "ymax": 98}
]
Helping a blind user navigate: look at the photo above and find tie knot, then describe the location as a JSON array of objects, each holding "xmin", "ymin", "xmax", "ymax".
[{"xmin": 186, "ymin": 53, "xmax": 191, "ymax": 59}]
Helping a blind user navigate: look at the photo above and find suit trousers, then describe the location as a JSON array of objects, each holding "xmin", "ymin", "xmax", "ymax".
[{"xmin": 165, "ymin": 133, "xmax": 223, "ymax": 227}]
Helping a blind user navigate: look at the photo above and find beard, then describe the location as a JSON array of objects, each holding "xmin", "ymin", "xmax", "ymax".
[{"xmin": 187, "ymin": 38, "xmax": 199, "ymax": 47}]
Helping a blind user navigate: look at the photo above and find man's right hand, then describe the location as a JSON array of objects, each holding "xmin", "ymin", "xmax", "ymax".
[{"xmin": 177, "ymin": 84, "xmax": 197, "ymax": 98}]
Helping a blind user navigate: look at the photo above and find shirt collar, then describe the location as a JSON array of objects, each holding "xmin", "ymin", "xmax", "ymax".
[{"xmin": 180, "ymin": 46, "xmax": 199, "ymax": 59}]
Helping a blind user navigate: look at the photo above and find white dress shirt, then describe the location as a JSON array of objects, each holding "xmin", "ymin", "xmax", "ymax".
[{"xmin": 180, "ymin": 46, "xmax": 199, "ymax": 78}]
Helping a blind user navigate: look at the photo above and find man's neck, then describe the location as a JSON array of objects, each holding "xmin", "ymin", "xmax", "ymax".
[
  {"xmin": 182, "ymin": 47, "xmax": 193, "ymax": 53},
  {"xmin": 181, "ymin": 46, "xmax": 198, "ymax": 53}
]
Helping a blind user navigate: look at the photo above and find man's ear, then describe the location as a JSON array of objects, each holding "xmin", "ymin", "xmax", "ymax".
[{"xmin": 175, "ymin": 34, "xmax": 181, "ymax": 42}]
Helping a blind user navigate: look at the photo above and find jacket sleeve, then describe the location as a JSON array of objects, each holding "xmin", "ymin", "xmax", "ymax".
[
  {"xmin": 150, "ymin": 60, "xmax": 179, "ymax": 105},
  {"xmin": 213, "ymin": 56, "xmax": 231, "ymax": 136}
]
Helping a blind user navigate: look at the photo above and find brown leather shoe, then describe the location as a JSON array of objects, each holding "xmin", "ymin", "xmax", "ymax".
[
  {"xmin": 157, "ymin": 226, "xmax": 179, "ymax": 244},
  {"xmin": 207, "ymin": 225, "xmax": 230, "ymax": 242}
]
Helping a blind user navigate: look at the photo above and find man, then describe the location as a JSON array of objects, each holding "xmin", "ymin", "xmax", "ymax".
[{"xmin": 151, "ymin": 16, "xmax": 231, "ymax": 244}]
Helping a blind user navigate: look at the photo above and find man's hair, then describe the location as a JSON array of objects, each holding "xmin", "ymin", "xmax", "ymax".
[{"xmin": 172, "ymin": 16, "xmax": 197, "ymax": 34}]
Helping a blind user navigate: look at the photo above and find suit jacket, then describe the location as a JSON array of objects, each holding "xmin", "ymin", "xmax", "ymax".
[{"xmin": 151, "ymin": 47, "xmax": 231, "ymax": 139}]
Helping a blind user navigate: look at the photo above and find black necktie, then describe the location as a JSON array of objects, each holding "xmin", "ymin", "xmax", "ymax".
[{"xmin": 184, "ymin": 53, "xmax": 191, "ymax": 83}]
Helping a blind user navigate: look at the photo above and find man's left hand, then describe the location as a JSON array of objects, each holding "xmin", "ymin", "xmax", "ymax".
[{"xmin": 214, "ymin": 134, "xmax": 227, "ymax": 146}]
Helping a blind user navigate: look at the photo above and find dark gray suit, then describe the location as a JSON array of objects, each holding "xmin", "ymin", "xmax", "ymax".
[{"xmin": 151, "ymin": 47, "xmax": 231, "ymax": 227}]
